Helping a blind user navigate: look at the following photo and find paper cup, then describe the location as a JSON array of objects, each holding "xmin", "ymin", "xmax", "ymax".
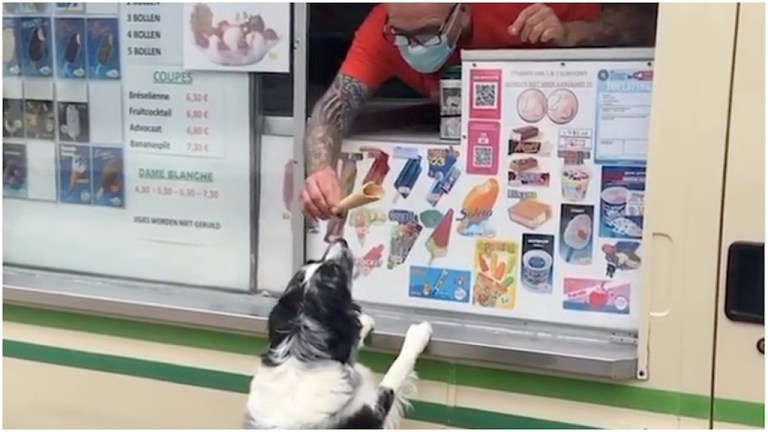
[
  {"xmin": 601, "ymin": 186, "xmax": 629, "ymax": 220},
  {"xmin": 561, "ymin": 165, "xmax": 591, "ymax": 202},
  {"xmin": 521, "ymin": 250, "xmax": 553, "ymax": 293}
]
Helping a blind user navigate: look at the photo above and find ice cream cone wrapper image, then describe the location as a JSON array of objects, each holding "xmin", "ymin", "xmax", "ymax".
[{"xmin": 333, "ymin": 182, "xmax": 384, "ymax": 215}]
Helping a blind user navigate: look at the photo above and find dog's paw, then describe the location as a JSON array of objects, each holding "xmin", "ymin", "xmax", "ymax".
[
  {"xmin": 402, "ymin": 322, "xmax": 432, "ymax": 355},
  {"xmin": 358, "ymin": 313, "xmax": 376, "ymax": 347}
]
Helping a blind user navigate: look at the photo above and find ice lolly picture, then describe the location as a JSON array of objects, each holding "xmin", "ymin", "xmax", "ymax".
[
  {"xmin": 56, "ymin": 17, "xmax": 86, "ymax": 79},
  {"xmin": 355, "ymin": 244, "xmax": 385, "ymax": 278},
  {"xmin": 393, "ymin": 155, "xmax": 422, "ymax": 202},
  {"xmin": 88, "ymin": 19, "xmax": 120, "ymax": 79},
  {"xmin": 3, "ymin": 19, "xmax": 20, "ymax": 76},
  {"xmin": 387, "ymin": 220, "xmax": 422, "ymax": 269},
  {"xmin": 425, "ymin": 209, "xmax": 453, "ymax": 265},
  {"xmin": 21, "ymin": 18, "xmax": 52, "ymax": 77},
  {"xmin": 472, "ymin": 239, "xmax": 519, "ymax": 309},
  {"xmin": 348, "ymin": 208, "xmax": 386, "ymax": 246},
  {"xmin": 95, "ymin": 32, "xmax": 113, "ymax": 76},
  {"xmin": 281, "ymin": 159, "xmax": 296, "ymax": 219},
  {"xmin": 362, "ymin": 149, "xmax": 390, "ymax": 185}
]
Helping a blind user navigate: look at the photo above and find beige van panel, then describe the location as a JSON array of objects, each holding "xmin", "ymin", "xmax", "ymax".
[
  {"xmin": 713, "ymin": 2, "xmax": 765, "ymax": 405},
  {"xmin": 639, "ymin": 2, "xmax": 738, "ymax": 397}
]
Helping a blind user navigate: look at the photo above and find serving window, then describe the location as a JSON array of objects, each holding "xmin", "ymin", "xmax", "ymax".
[{"xmin": 5, "ymin": 2, "xmax": 665, "ymax": 381}]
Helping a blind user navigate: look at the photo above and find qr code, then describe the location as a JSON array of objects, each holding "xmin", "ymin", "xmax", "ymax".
[
  {"xmin": 473, "ymin": 83, "xmax": 497, "ymax": 108},
  {"xmin": 473, "ymin": 146, "xmax": 493, "ymax": 167}
]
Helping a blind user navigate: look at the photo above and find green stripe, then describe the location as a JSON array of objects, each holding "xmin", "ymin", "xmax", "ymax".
[
  {"xmin": 4, "ymin": 304, "xmax": 764, "ymax": 427},
  {"xmin": 3, "ymin": 340, "xmax": 592, "ymax": 430}
]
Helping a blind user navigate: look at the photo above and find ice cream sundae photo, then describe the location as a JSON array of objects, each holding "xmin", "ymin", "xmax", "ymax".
[{"xmin": 188, "ymin": 3, "xmax": 280, "ymax": 67}]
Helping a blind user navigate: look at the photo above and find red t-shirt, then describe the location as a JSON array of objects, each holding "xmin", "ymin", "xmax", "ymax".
[{"xmin": 340, "ymin": 3, "xmax": 602, "ymax": 99}]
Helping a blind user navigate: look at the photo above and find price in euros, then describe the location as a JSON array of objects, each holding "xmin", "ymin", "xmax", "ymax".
[
  {"xmin": 155, "ymin": 186, "xmax": 174, "ymax": 196},
  {"xmin": 180, "ymin": 188, "xmax": 197, "ymax": 197},
  {"xmin": 203, "ymin": 189, "xmax": 220, "ymax": 199},
  {"xmin": 187, "ymin": 142, "xmax": 209, "ymax": 153},
  {"xmin": 186, "ymin": 92, "xmax": 209, "ymax": 103},
  {"xmin": 186, "ymin": 109, "xmax": 209, "ymax": 119},
  {"xmin": 186, "ymin": 126, "xmax": 209, "ymax": 136},
  {"xmin": 135, "ymin": 185, "xmax": 150, "ymax": 194}
]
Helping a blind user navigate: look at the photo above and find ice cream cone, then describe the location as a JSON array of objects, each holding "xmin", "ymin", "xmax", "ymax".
[{"xmin": 333, "ymin": 182, "xmax": 384, "ymax": 215}]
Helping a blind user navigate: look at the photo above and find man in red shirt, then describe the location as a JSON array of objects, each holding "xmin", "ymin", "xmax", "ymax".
[{"xmin": 302, "ymin": 3, "xmax": 657, "ymax": 220}]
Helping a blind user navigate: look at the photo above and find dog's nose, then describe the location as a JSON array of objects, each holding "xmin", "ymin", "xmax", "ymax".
[{"xmin": 334, "ymin": 238, "xmax": 349, "ymax": 249}]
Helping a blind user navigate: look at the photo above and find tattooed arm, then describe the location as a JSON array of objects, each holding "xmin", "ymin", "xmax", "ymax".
[
  {"xmin": 305, "ymin": 73, "xmax": 373, "ymax": 175},
  {"xmin": 562, "ymin": 4, "xmax": 659, "ymax": 48}
]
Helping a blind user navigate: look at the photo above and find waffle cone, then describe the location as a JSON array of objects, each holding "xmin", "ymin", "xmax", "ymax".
[{"xmin": 333, "ymin": 182, "xmax": 384, "ymax": 215}]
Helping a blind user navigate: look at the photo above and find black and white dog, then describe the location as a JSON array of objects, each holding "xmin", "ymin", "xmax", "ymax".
[{"xmin": 244, "ymin": 238, "xmax": 433, "ymax": 429}]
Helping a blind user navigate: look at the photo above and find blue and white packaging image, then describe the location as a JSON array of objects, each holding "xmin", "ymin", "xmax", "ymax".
[
  {"xmin": 3, "ymin": 18, "xmax": 21, "ymax": 76},
  {"xmin": 3, "ymin": 143, "xmax": 28, "ymax": 199},
  {"xmin": 599, "ymin": 166, "xmax": 645, "ymax": 239},
  {"xmin": 19, "ymin": 17, "xmax": 53, "ymax": 77},
  {"xmin": 91, "ymin": 147, "xmax": 124, "ymax": 208},
  {"xmin": 86, "ymin": 18, "xmax": 120, "ymax": 79},
  {"xmin": 59, "ymin": 144, "xmax": 92, "ymax": 205},
  {"xmin": 55, "ymin": 18, "xmax": 86, "ymax": 78}
]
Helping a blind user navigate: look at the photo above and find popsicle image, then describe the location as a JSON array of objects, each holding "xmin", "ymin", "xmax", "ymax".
[
  {"xmin": 393, "ymin": 156, "xmax": 422, "ymax": 203},
  {"xmin": 426, "ymin": 167, "xmax": 461, "ymax": 207},
  {"xmin": 281, "ymin": 159, "xmax": 296, "ymax": 219},
  {"xmin": 95, "ymin": 31, "xmax": 113, "ymax": 76},
  {"xmin": 363, "ymin": 149, "xmax": 390, "ymax": 185},
  {"xmin": 425, "ymin": 208, "xmax": 453, "ymax": 265},
  {"xmin": 387, "ymin": 221, "xmax": 422, "ymax": 269},
  {"xmin": 28, "ymin": 24, "xmax": 46, "ymax": 73},
  {"xmin": 62, "ymin": 31, "xmax": 81, "ymax": 76},
  {"xmin": 563, "ymin": 214, "xmax": 592, "ymax": 262},
  {"xmin": 356, "ymin": 244, "xmax": 385, "ymax": 278},
  {"xmin": 3, "ymin": 26, "xmax": 16, "ymax": 67},
  {"xmin": 69, "ymin": 152, "xmax": 87, "ymax": 191}
]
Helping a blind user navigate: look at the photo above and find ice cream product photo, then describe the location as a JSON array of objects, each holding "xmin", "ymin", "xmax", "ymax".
[
  {"xmin": 362, "ymin": 149, "xmax": 390, "ymax": 186},
  {"xmin": 3, "ymin": 143, "xmax": 28, "ymax": 199},
  {"xmin": 393, "ymin": 155, "xmax": 422, "ymax": 202},
  {"xmin": 20, "ymin": 17, "xmax": 52, "ymax": 77},
  {"xmin": 521, "ymin": 234, "xmax": 555, "ymax": 293},
  {"xmin": 599, "ymin": 166, "xmax": 645, "ymax": 239},
  {"xmin": 57, "ymin": 101, "xmax": 89, "ymax": 143},
  {"xmin": 348, "ymin": 208, "xmax": 386, "ymax": 246},
  {"xmin": 55, "ymin": 17, "xmax": 86, "ymax": 79},
  {"xmin": 58, "ymin": 144, "xmax": 92, "ymax": 205},
  {"xmin": 563, "ymin": 278, "xmax": 631, "ymax": 315},
  {"xmin": 559, "ymin": 204, "xmax": 594, "ymax": 265},
  {"xmin": 184, "ymin": 3, "xmax": 289, "ymax": 72},
  {"xmin": 87, "ymin": 18, "xmax": 120, "ymax": 79},
  {"xmin": 561, "ymin": 164, "xmax": 591, "ymax": 202},
  {"xmin": 355, "ymin": 244, "xmax": 385, "ymax": 278},
  {"xmin": 508, "ymin": 198, "xmax": 552, "ymax": 230},
  {"xmin": 3, "ymin": 18, "xmax": 21, "ymax": 76},
  {"xmin": 3, "ymin": 98, "xmax": 25, "ymax": 138},
  {"xmin": 425, "ymin": 208, "xmax": 453, "ymax": 265},
  {"xmin": 409, "ymin": 266, "xmax": 471, "ymax": 303},
  {"xmin": 387, "ymin": 220, "xmax": 422, "ymax": 269},
  {"xmin": 24, "ymin": 100, "xmax": 55, "ymax": 141},
  {"xmin": 457, "ymin": 178, "xmax": 499, "ymax": 238},
  {"xmin": 92, "ymin": 147, "xmax": 124, "ymax": 208},
  {"xmin": 473, "ymin": 239, "xmax": 518, "ymax": 309}
]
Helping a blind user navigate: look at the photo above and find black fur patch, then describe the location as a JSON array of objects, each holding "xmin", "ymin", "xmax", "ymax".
[{"xmin": 335, "ymin": 388, "xmax": 395, "ymax": 429}]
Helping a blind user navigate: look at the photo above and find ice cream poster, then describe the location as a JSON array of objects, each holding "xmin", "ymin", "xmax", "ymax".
[
  {"xmin": 59, "ymin": 144, "xmax": 92, "ymax": 205},
  {"xmin": 19, "ymin": 17, "xmax": 52, "ymax": 77},
  {"xmin": 4, "ymin": 98, "xmax": 24, "ymax": 138},
  {"xmin": 55, "ymin": 17, "xmax": 86, "ymax": 79},
  {"xmin": 57, "ymin": 101, "xmax": 89, "ymax": 143},
  {"xmin": 521, "ymin": 234, "xmax": 554, "ymax": 294},
  {"xmin": 409, "ymin": 266, "xmax": 471, "ymax": 303},
  {"xmin": 3, "ymin": 18, "xmax": 21, "ymax": 76},
  {"xmin": 87, "ymin": 18, "xmax": 120, "ymax": 79},
  {"xmin": 348, "ymin": 208, "xmax": 386, "ymax": 246},
  {"xmin": 92, "ymin": 147, "xmax": 124, "ymax": 208},
  {"xmin": 563, "ymin": 278, "xmax": 630, "ymax": 315},
  {"xmin": 426, "ymin": 147, "xmax": 460, "ymax": 207},
  {"xmin": 387, "ymin": 221, "xmax": 422, "ymax": 269},
  {"xmin": 393, "ymin": 155, "xmax": 422, "ymax": 202},
  {"xmin": 3, "ymin": 143, "xmax": 27, "ymax": 199},
  {"xmin": 424, "ymin": 209, "xmax": 453, "ymax": 265},
  {"xmin": 355, "ymin": 244, "xmax": 385, "ymax": 278},
  {"xmin": 472, "ymin": 239, "xmax": 518, "ymax": 309},
  {"xmin": 600, "ymin": 166, "xmax": 645, "ymax": 239},
  {"xmin": 601, "ymin": 241, "xmax": 641, "ymax": 279},
  {"xmin": 24, "ymin": 99, "xmax": 55, "ymax": 140},
  {"xmin": 559, "ymin": 204, "xmax": 594, "ymax": 265},
  {"xmin": 361, "ymin": 148, "xmax": 390, "ymax": 186},
  {"xmin": 183, "ymin": 3, "xmax": 290, "ymax": 73},
  {"xmin": 456, "ymin": 179, "xmax": 499, "ymax": 238}
]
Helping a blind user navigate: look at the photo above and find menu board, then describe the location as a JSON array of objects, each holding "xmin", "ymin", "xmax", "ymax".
[
  {"xmin": 2, "ymin": 3, "xmax": 254, "ymax": 290},
  {"xmin": 306, "ymin": 54, "xmax": 653, "ymax": 331}
]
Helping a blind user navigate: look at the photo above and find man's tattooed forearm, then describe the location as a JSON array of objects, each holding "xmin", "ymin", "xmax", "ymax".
[
  {"xmin": 566, "ymin": 4, "xmax": 658, "ymax": 47},
  {"xmin": 305, "ymin": 73, "xmax": 371, "ymax": 174}
]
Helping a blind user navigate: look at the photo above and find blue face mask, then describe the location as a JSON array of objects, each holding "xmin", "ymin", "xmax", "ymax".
[{"xmin": 398, "ymin": 39, "xmax": 457, "ymax": 74}]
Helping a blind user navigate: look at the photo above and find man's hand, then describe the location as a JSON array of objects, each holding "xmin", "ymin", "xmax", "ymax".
[
  {"xmin": 301, "ymin": 166, "xmax": 342, "ymax": 221},
  {"xmin": 509, "ymin": 3, "xmax": 569, "ymax": 46}
]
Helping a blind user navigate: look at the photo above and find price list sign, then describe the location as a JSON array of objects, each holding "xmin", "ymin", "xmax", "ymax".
[{"xmin": 122, "ymin": 66, "xmax": 238, "ymax": 158}]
